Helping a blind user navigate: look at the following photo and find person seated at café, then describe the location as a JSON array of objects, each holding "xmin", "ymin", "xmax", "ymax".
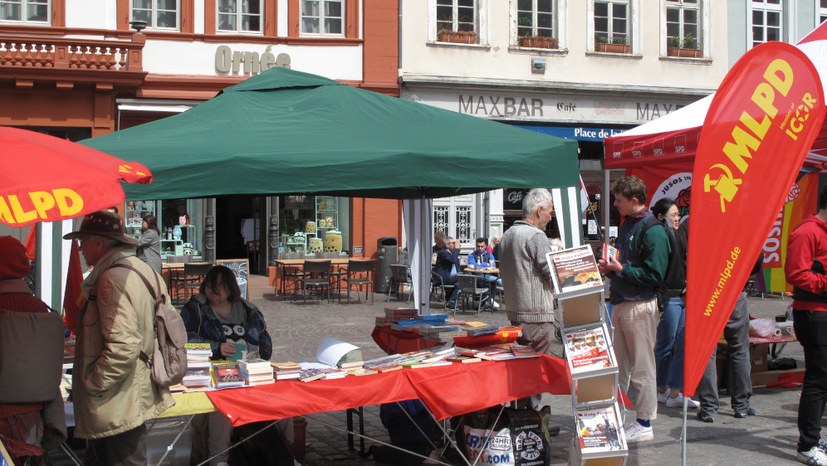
[
  {"xmin": 179, "ymin": 265, "xmax": 291, "ymax": 465},
  {"xmin": 467, "ymin": 237, "xmax": 502, "ymax": 310},
  {"xmin": 433, "ymin": 234, "xmax": 461, "ymax": 310}
]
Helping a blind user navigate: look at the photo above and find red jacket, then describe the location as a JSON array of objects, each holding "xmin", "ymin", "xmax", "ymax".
[{"xmin": 786, "ymin": 215, "xmax": 827, "ymax": 311}]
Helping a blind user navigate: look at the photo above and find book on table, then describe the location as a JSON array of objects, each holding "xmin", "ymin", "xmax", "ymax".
[
  {"xmin": 211, "ymin": 361, "xmax": 245, "ymax": 389},
  {"xmin": 237, "ymin": 358, "xmax": 275, "ymax": 385},
  {"xmin": 182, "ymin": 361, "xmax": 212, "ymax": 388},
  {"xmin": 510, "ymin": 344, "xmax": 540, "ymax": 358}
]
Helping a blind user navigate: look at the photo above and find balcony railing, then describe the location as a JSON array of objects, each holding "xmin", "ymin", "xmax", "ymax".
[{"xmin": 0, "ymin": 34, "xmax": 144, "ymax": 72}]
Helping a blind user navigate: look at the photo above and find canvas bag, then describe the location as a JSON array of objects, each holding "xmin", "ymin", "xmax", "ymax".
[{"xmin": 110, "ymin": 263, "xmax": 188, "ymax": 387}]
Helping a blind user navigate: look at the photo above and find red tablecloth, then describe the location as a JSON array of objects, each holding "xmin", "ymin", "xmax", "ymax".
[
  {"xmin": 371, "ymin": 326, "xmax": 442, "ymax": 354},
  {"xmin": 207, "ymin": 354, "xmax": 570, "ymax": 426}
]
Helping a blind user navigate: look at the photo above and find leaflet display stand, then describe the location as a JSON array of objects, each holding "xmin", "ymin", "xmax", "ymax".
[{"xmin": 547, "ymin": 245, "xmax": 628, "ymax": 465}]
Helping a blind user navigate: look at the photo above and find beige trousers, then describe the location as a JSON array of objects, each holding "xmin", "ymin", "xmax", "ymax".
[{"xmin": 612, "ymin": 298, "xmax": 659, "ymax": 421}]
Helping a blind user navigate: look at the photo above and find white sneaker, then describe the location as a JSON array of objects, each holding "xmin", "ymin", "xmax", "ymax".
[
  {"xmin": 665, "ymin": 393, "xmax": 700, "ymax": 409},
  {"xmin": 624, "ymin": 421, "xmax": 654, "ymax": 444},
  {"xmin": 657, "ymin": 391, "xmax": 668, "ymax": 404},
  {"xmin": 492, "ymin": 300, "xmax": 501, "ymax": 310},
  {"xmin": 798, "ymin": 446, "xmax": 827, "ymax": 465}
]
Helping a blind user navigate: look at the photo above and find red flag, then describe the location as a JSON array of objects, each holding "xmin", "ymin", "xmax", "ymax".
[
  {"xmin": 684, "ymin": 42, "xmax": 825, "ymax": 396},
  {"xmin": 24, "ymin": 226, "xmax": 36, "ymax": 261},
  {"xmin": 63, "ymin": 240, "xmax": 84, "ymax": 334}
]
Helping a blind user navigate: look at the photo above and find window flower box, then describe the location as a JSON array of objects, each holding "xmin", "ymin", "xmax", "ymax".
[
  {"xmin": 438, "ymin": 30, "xmax": 478, "ymax": 44},
  {"xmin": 518, "ymin": 36, "xmax": 558, "ymax": 49},
  {"xmin": 667, "ymin": 47, "xmax": 702, "ymax": 58},
  {"xmin": 595, "ymin": 42, "xmax": 631, "ymax": 54}
]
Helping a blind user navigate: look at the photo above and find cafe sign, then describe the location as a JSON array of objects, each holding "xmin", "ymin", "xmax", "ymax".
[{"xmin": 215, "ymin": 45, "xmax": 291, "ymax": 76}]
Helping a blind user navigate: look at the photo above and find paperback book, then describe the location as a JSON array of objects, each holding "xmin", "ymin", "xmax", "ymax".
[{"xmin": 211, "ymin": 361, "xmax": 245, "ymax": 389}]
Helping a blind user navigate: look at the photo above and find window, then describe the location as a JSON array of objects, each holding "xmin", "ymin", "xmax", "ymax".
[
  {"xmin": 217, "ymin": 0, "xmax": 261, "ymax": 33},
  {"xmin": 665, "ymin": 1, "xmax": 699, "ymax": 49},
  {"xmin": 132, "ymin": 0, "xmax": 179, "ymax": 30},
  {"xmin": 436, "ymin": 0, "xmax": 477, "ymax": 33},
  {"xmin": 820, "ymin": 0, "xmax": 827, "ymax": 25},
  {"xmin": 0, "ymin": 0, "xmax": 48, "ymax": 23},
  {"xmin": 301, "ymin": 0, "xmax": 344, "ymax": 35},
  {"xmin": 750, "ymin": 0, "xmax": 781, "ymax": 47},
  {"xmin": 517, "ymin": 0, "xmax": 554, "ymax": 38},
  {"xmin": 594, "ymin": 1, "xmax": 629, "ymax": 45}
]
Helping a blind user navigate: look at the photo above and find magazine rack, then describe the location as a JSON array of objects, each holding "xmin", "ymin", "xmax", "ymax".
[{"xmin": 546, "ymin": 246, "xmax": 628, "ymax": 465}]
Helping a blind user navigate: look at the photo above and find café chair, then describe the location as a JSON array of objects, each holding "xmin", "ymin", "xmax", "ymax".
[
  {"xmin": 455, "ymin": 273, "xmax": 491, "ymax": 316},
  {"xmin": 430, "ymin": 270, "xmax": 454, "ymax": 309},
  {"xmin": 341, "ymin": 259, "xmax": 375, "ymax": 304},
  {"xmin": 172, "ymin": 261, "xmax": 213, "ymax": 305},
  {"xmin": 297, "ymin": 259, "xmax": 331, "ymax": 304},
  {"xmin": 387, "ymin": 264, "xmax": 412, "ymax": 303}
]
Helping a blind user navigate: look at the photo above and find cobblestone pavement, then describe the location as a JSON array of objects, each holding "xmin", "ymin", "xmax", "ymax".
[{"xmin": 252, "ymin": 284, "xmax": 810, "ymax": 466}]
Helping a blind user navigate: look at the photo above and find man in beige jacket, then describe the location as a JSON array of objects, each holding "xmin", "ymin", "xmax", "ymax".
[{"xmin": 65, "ymin": 211, "xmax": 173, "ymax": 465}]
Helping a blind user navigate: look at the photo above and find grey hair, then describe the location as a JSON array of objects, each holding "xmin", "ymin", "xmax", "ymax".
[{"xmin": 522, "ymin": 188, "xmax": 553, "ymax": 217}]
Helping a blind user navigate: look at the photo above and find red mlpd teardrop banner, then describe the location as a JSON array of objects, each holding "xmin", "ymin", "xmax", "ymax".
[{"xmin": 684, "ymin": 42, "xmax": 825, "ymax": 397}]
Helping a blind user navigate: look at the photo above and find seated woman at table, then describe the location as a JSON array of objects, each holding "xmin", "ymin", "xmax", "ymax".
[
  {"xmin": 467, "ymin": 237, "xmax": 502, "ymax": 309},
  {"xmin": 433, "ymin": 234, "xmax": 461, "ymax": 309},
  {"xmin": 180, "ymin": 266, "xmax": 289, "ymax": 465}
]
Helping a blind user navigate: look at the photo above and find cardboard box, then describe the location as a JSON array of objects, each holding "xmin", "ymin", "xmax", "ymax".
[
  {"xmin": 750, "ymin": 368, "xmax": 806, "ymax": 387},
  {"xmin": 750, "ymin": 343, "xmax": 769, "ymax": 373}
]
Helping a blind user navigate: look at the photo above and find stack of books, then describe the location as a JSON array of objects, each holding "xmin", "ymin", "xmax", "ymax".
[
  {"xmin": 420, "ymin": 324, "xmax": 466, "ymax": 342},
  {"xmin": 211, "ymin": 361, "xmax": 245, "ymax": 389},
  {"xmin": 238, "ymin": 358, "xmax": 275, "ymax": 386},
  {"xmin": 182, "ymin": 342, "xmax": 213, "ymax": 388},
  {"xmin": 463, "ymin": 323, "xmax": 500, "ymax": 337},
  {"xmin": 271, "ymin": 361, "xmax": 302, "ymax": 381},
  {"xmin": 384, "ymin": 307, "xmax": 418, "ymax": 320}
]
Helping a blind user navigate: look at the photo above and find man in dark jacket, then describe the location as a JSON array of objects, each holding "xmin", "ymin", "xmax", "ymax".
[
  {"xmin": 786, "ymin": 186, "xmax": 827, "ymax": 465},
  {"xmin": 598, "ymin": 176, "xmax": 669, "ymax": 444}
]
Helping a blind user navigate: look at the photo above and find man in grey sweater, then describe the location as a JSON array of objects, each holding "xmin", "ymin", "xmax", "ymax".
[{"xmin": 499, "ymin": 188, "xmax": 562, "ymax": 358}]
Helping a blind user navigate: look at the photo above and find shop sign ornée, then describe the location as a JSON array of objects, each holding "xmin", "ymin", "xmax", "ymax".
[{"xmin": 215, "ymin": 46, "xmax": 291, "ymax": 76}]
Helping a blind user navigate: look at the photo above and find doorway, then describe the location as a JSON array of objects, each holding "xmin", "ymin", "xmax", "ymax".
[{"xmin": 215, "ymin": 196, "xmax": 266, "ymax": 275}]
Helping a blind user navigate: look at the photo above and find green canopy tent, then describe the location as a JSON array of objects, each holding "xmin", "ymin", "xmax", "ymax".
[{"xmin": 82, "ymin": 68, "xmax": 581, "ymax": 312}]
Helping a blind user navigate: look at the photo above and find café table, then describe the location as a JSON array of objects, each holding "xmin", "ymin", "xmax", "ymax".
[{"xmin": 270, "ymin": 257, "xmax": 351, "ymax": 298}]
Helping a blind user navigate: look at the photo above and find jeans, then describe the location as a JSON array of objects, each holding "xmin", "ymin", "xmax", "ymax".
[
  {"xmin": 696, "ymin": 292, "xmax": 752, "ymax": 415},
  {"xmin": 476, "ymin": 274, "xmax": 502, "ymax": 301},
  {"xmin": 654, "ymin": 296, "xmax": 686, "ymax": 389},
  {"xmin": 793, "ymin": 310, "xmax": 827, "ymax": 451}
]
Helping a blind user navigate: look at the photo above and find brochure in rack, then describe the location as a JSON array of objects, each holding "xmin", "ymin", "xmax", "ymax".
[
  {"xmin": 564, "ymin": 323, "xmax": 616, "ymax": 377},
  {"xmin": 575, "ymin": 402, "xmax": 627, "ymax": 457},
  {"xmin": 546, "ymin": 245, "xmax": 603, "ymax": 297}
]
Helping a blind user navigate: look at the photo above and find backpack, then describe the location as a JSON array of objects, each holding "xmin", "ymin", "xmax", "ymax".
[
  {"xmin": 635, "ymin": 217, "xmax": 675, "ymax": 312},
  {"xmin": 111, "ymin": 263, "xmax": 188, "ymax": 387}
]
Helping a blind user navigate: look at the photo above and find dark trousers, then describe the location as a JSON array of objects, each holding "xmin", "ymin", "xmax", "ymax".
[
  {"xmin": 696, "ymin": 292, "xmax": 752, "ymax": 414},
  {"xmin": 84, "ymin": 424, "xmax": 147, "ymax": 466},
  {"xmin": 793, "ymin": 310, "xmax": 827, "ymax": 451}
]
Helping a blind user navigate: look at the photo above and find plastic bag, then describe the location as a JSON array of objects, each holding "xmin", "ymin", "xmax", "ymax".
[
  {"xmin": 458, "ymin": 407, "xmax": 550, "ymax": 466},
  {"xmin": 748, "ymin": 317, "xmax": 776, "ymax": 337}
]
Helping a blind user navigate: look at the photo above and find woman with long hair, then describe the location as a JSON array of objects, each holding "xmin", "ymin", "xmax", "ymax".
[
  {"xmin": 137, "ymin": 214, "xmax": 162, "ymax": 273},
  {"xmin": 651, "ymin": 198, "xmax": 699, "ymax": 409}
]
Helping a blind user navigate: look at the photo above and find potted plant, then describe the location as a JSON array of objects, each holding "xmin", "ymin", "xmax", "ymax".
[
  {"xmin": 667, "ymin": 33, "xmax": 701, "ymax": 58},
  {"xmin": 595, "ymin": 34, "xmax": 630, "ymax": 54}
]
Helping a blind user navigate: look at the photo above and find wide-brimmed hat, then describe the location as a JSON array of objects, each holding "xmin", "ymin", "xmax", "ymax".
[{"xmin": 63, "ymin": 210, "xmax": 139, "ymax": 246}]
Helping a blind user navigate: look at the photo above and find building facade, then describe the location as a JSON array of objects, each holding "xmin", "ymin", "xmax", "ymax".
[
  {"xmin": 399, "ymin": 0, "xmax": 731, "ymax": 246},
  {"xmin": 0, "ymin": 0, "xmax": 403, "ymax": 276}
]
